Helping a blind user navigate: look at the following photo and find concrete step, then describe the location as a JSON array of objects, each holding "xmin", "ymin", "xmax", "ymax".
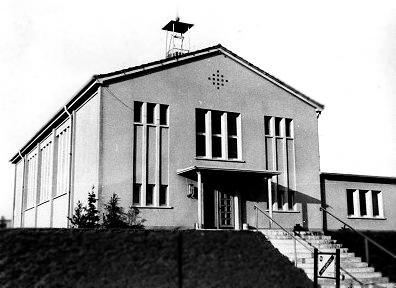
[
  {"xmin": 304, "ymin": 266, "xmax": 375, "ymax": 274},
  {"xmin": 272, "ymin": 242, "xmax": 344, "ymax": 250},
  {"xmin": 316, "ymin": 276, "xmax": 391, "ymax": 285},
  {"xmin": 297, "ymin": 261, "xmax": 368, "ymax": 269},
  {"xmin": 285, "ymin": 252, "xmax": 355, "ymax": 259},
  {"xmin": 304, "ymin": 238, "xmax": 337, "ymax": 244},
  {"xmin": 338, "ymin": 271, "xmax": 382, "ymax": 280},
  {"xmin": 319, "ymin": 282, "xmax": 396, "ymax": 288},
  {"xmin": 295, "ymin": 256, "xmax": 362, "ymax": 264}
]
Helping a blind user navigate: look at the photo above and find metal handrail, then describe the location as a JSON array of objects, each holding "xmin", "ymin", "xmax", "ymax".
[
  {"xmin": 253, "ymin": 205, "xmax": 314, "ymax": 253},
  {"xmin": 320, "ymin": 206, "xmax": 396, "ymax": 260}
]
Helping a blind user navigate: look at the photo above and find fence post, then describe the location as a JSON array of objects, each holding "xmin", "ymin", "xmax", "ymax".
[
  {"xmin": 364, "ymin": 238, "xmax": 369, "ymax": 265},
  {"xmin": 335, "ymin": 248, "xmax": 340, "ymax": 288},
  {"xmin": 313, "ymin": 248, "xmax": 318, "ymax": 288},
  {"xmin": 293, "ymin": 237, "xmax": 297, "ymax": 267},
  {"xmin": 178, "ymin": 232, "xmax": 183, "ymax": 288},
  {"xmin": 255, "ymin": 207, "xmax": 258, "ymax": 231}
]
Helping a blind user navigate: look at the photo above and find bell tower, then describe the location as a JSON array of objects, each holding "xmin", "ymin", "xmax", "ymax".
[{"xmin": 162, "ymin": 17, "xmax": 193, "ymax": 58}]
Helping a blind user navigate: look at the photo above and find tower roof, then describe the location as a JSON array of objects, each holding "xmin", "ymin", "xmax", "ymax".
[{"xmin": 162, "ymin": 20, "xmax": 193, "ymax": 34}]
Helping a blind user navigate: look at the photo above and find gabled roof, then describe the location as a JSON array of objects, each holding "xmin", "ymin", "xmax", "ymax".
[
  {"xmin": 10, "ymin": 44, "xmax": 324, "ymax": 163},
  {"xmin": 95, "ymin": 44, "xmax": 324, "ymax": 110}
]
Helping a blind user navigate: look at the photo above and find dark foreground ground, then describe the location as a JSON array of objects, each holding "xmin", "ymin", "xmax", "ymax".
[{"xmin": 0, "ymin": 229, "xmax": 312, "ymax": 288}]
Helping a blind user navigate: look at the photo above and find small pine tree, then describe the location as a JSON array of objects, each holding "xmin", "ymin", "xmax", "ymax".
[
  {"xmin": 68, "ymin": 201, "xmax": 87, "ymax": 228},
  {"xmin": 84, "ymin": 186, "xmax": 100, "ymax": 228},
  {"xmin": 102, "ymin": 193, "xmax": 128, "ymax": 228}
]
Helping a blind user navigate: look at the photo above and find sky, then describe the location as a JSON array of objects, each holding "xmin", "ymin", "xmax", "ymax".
[{"xmin": 1, "ymin": 0, "xmax": 395, "ymax": 219}]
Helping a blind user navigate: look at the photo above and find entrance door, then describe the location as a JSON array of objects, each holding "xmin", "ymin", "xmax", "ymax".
[{"xmin": 217, "ymin": 190, "xmax": 234, "ymax": 229}]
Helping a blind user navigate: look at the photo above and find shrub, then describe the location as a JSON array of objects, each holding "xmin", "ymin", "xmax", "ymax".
[
  {"xmin": 68, "ymin": 186, "xmax": 100, "ymax": 228},
  {"xmin": 84, "ymin": 187, "xmax": 100, "ymax": 228},
  {"xmin": 102, "ymin": 193, "xmax": 128, "ymax": 228},
  {"xmin": 102, "ymin": 193, "xmax": 145, "ymax": 229},
  {"xmin": 125, "ymin": 206, "xmax": 146, "ymax": 229},
  {"xmin": 68, "ymin": 201, "xmax": 87, "ymax": 228}
]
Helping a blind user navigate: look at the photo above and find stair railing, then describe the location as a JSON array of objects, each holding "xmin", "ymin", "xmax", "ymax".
[
  {"xmin": 253, "ymin": 205, "xmax": 314, "ymax": 266},
  {"xmin": 254, "ymin": 205, "xmax": 378, "ymax": 287},
  {"xmin": 320, "ymin": 206, "xmax": 396, "ymax": 265}
]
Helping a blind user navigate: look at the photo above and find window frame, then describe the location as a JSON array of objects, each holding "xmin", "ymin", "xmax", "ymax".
[
  {"xmin": 195, "ymin": 109, "xmax": 242, "ymax": 161},
  {"xmin": 346, "ymin": 189, "xmax": 385, "ymax": 219}
]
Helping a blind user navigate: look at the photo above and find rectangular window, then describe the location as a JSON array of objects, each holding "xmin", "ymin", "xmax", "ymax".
[
  {"xmin": 265, "ymin": 115, "xmax": 296, "ymax": 211},
  {"xmin": 39, "ymin": 141, "xmax": 53, "ymax": 203},
  {"xmin": 264, "ymin": 116, "xmax": 272, "ymax": 135},
  {"xmin": 211, "ymin": 111, "xmax": 223, "ymax": 158},
  {"xmin": 228, "ymin": 138, "xmax": 238, "ymax": 159},
  {"xmin": 211, "ymin": 111, "xmax": 222, "ymax": 134},
  {"xmin": 159, "ymin": 185, "xmax": 168, "ymax": 206},
  {"xmin": 133, "ymin": 184, "xmax": 141, "ymax": 205},
  {"xmin": 196, "ymin": 110, "xmax": 206, "ymax": 133},
  {"xmin": 146, "ymin": 103, "xmax": 156, "ymax": 124},
  {"xmin": 227, "ymin": 113, "xmax": 238, "ymax": 136},
  {"xmin": 26, "ymin": 153, "xmax": 38, "ymax": 208},
  {"xmin": 277, "ymin": 190, "xmax": 285, "ymax": 210},
  {"xmin": 227, "ymin": 113, "xmax": 238, "ymax": 159},
  {"xmin": 146, "ymin": 184, "xmax": 154, "ymax": 206},
  {"xmin": 159, "ymin": 104, "xmax": 168, "ymax": 125},
  {"xmin": 285, "ymin": 118, "xmax": 293, "ymax": 137},
  {"xmin": 196, "ymin": 109, "xmax": 207, "ymax": 157},
  {"xmin": 134, "ymin": 101, "xmax": 143, "ymax": 122},
  {"xmin": 359, "ymin": 190, "xmax": 367, "ymax": 216},
  {"xmin": 196, "ymin": 109, "xmax": 241, "ymax": 160},
  {"xmin": 372, "ymin": 190, "xmax": 380, "ymax": 217},
  {"xmin": 288, "ymin": 190, "xmax": 294, "ymax": 210},
  {"xmin": 56, "ymin": 128, "xmax": 70, "ymax": 196},
  {"xmin": 347, "ymin": 189, "xmax": 384, "ymax": 218},
  {"xmin": 196, "ymin": 135, "xmax": 206, "ymax": 157},
  {"xmin": 212, "ymin": 136, "xmax": 222, "ymax": 158},
  {"xmin": 275, "ymin": 117, "xmax": 282, "ymax": 136},
  {"xmin": 346, "ymin": 189, "xmax": 355, "ymax": 216}
]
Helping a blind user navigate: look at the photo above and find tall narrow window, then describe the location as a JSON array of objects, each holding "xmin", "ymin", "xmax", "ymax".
[
  {"xmin": 359, "ymin": 190, "xmax": 367, "ymax": 216},
  {"xmin": 227, "ymin": 113, "xmax": 238, "ymax": 159},
  {"xmin": 288, "ymin": 190, "xmax": 294, "ymax": 210},
  {"xmin": 159, "ymin": 185, "xmax": 168, "ymax": 206},
  {"xmin": 160, "ymin": 104, "xmax": 168, "ymax": 125},
  {"xmin": 346, "ymin": 189, "xmax": 355, "ymax": 216},
  {"xmin": 146, "ymin": 184, "xmax": 154, "ymax": 206},
  {"xmin": 372, "ymin": 190, "xmax": 380, "ymax": 217},
  {"xmin": 285, "ymin": 118, "xmax": 293, "ymax": 137},
  {"xmin": 134, "ymin": 101, "xmax": 143, "ymax": 122},
  {"xmin": 146, "ymin": 103, "xmax": 156, "ymax": 124},
  {"xmin": 39, "ymin": 141, "xmax": 53, "ymax": 203},
  {"xmin": 211, "ymin": 111, "xmax": 223, "ymax": 158},
  {"xmin": 265, "ymin": 115, "xmax": 296, "ymax": 211},
  {"xmin": 133, "ymin": 184, "xmax": 141, "ymax": 205},
  {"xmin": 196, "ymin": 109, "xmax": 206, "ymax": 157},
  {"xmin": 275, "ymin": 117, "xmax": 282, "ymax": 136},
  {"xmin": 264, "ymin": 116, "xmax": 272, "ymax": 135},
  {"xmin": 26, "ymin": 152, "xmax": 38, "ymax": 209},
  {"xmin": 277, "ymin": 190, "xmax": 285, "ymax": 210}
]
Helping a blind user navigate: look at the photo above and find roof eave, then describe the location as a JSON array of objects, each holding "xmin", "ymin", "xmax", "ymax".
[{"xmin": 10, "ymin": 77, "xmax": 100, "ymax": 164}]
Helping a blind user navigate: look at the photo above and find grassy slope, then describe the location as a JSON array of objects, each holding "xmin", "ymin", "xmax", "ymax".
[
  {"xmin": 328, "ymin": 230, "xmax": 396, "ymax": 282},
  {"xmin": 0, "ymin": 229, "xmax": 312, "ymax": 288}
]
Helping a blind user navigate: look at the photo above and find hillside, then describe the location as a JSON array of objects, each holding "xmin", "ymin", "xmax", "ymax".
[{"xmin": 0, "ymin": 229, "xmax": 312, "ymax": 287}]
